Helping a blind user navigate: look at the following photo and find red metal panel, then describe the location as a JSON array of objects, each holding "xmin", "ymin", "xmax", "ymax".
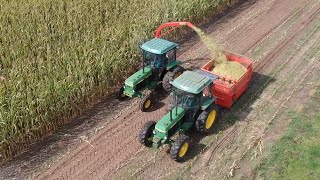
[
  {"xmin": 200, "ymin": 52, "xmax": 253, "ymax": 108},
  {"xmin": 153, "ymin": 21, "xmax": 253, "ymax": 109}
]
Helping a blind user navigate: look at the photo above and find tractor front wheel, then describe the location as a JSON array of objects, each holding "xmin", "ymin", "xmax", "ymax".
[
  {"xmin": 195, "ymin": 105, "xmax": 219, "ymax": 134},
  {"xmin": 162, "ymin": 66, "xmax": 185, "ymax": 92},
  {"xmin": 139, "ymin": 121, "xmax": 156, "ymax": 147},
  {"xmin": 170, "ymin": 134, "xmax": 191, "ymax": 162},
  {"xmin": 139, "ymin": 94, "xmax": 153, "ymax": 112},
  {"xmin": 116, "ymin": 86, "xmax": 127, "ymax": 101}
]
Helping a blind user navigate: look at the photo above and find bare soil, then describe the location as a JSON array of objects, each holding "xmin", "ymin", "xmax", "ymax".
[{"xmin": 1, "ymin": 0, "xmax": 320, "ymax": 179}]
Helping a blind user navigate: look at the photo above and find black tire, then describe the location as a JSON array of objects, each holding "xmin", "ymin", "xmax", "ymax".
[
  {"xmin": 170, "ymin": 134, "xmax": 191, "ymax": 162},
  {"xmin": 116, "ymin": 86, "xmax": 127, "ymax": 101},
  {"xmin": 195, "ymin": 105, "xmax": 219, "ymax": 134},
  {"xmin": 139, "ymin": 121, "xmax": 156, "ymax": 147},
  {"xmin": 162, "ymin": 65, "xmax": 185, "ymax": 92},
  {"xmin": 139, "ymin": 94, "xmax": 153, "ymax": 112}
]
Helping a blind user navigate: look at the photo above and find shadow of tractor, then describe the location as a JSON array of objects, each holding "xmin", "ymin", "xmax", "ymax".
[{"xmin": 182, "ymin": 71, "xmax": 276, "ymax": 162}]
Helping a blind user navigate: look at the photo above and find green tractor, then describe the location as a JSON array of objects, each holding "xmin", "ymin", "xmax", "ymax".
[
  {"xmin": 116, "ymin": 38, "xmax": 185, "ymax": 112},
  {"xmin": 139, "ymin": 70, "xmax": 220, "ymax": 162}
]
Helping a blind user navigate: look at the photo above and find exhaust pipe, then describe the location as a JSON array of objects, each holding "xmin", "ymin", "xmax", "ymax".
[{"xmin": 142, "ymin": 62, "xmax": 145, "ymax": 73}]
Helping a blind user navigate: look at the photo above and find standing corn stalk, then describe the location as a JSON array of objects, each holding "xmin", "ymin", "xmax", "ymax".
[{"xmin": 0, "ymin": 0, "xmax": 240, "ymax": 161}]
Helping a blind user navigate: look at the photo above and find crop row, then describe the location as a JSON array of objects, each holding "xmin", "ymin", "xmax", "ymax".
[{"xmin": 0, "ymin": 0, "xmax": 238, "ymax": 161}]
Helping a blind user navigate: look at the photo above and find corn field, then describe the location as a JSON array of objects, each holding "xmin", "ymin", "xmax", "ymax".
[{"xmin": 0, "ymin": 0, "xmax": 238, "ymax": 161}]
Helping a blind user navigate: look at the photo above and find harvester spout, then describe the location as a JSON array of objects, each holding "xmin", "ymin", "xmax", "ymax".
[{"xmin": 155, "ymin": 22, "xmax": 197, "ymax": 38}]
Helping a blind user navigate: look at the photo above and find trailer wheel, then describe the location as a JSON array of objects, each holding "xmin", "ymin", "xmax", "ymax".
[
  {"xmin": 196, "ymin": 105, "xmax": 219, "ymax": 134},
  {"xmin": 170, "ymin": 134, "xmax": 191, "ymax": 162},
  {"xmin": 139, "ymin": 121, "xmax": 156, "ymax": 147},
  {"xmin": 162, "ymin": 66, "xmax": 185, "ymax": 92},
  {"xmin": 116, "ymin": 86, "xmax": 127, "ymax": 101},
  {"xmin": 140, "ymin": 94, "xmax": 153, "ymax": 112}
]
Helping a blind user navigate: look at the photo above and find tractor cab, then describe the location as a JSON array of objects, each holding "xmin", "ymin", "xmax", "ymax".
[
  {"xmin": 140, "ymin": 38, "xmax": 178, "ymax": 70},
  {"xmin": 170, "ymin": 71, "xmax": 215, "ymax": 111},
  {"xmin": 117, "ymin": 38, "xmax": 185, "ymax": 112},
  {"xmin": 172, "ymin": 87, "xmax": 198, "ymax": 109}
]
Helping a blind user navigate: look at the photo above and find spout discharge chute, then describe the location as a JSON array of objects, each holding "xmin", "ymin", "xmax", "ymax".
[{"xmin": 154, "ymin": 22, "xmax": 197, "ymax": 38}]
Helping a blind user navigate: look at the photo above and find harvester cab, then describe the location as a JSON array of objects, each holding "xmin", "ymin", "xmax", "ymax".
[
  {"xmin": 141, "ymin": 39, "xmax": 175, "ymax": 70},
  {"xmin": 116, "ymin": 38, "xmax": 185, "ymax": 112},
  {"xmin": 116, "ymin": 21, "xmax": 203, "ymax": 112},
  {"xmin": 139, "ymin": 70, "xmax": 220, "ymax": 162}
]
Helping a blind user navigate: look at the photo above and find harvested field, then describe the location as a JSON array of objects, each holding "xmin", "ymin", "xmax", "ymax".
[{"xmin": 1, "ymin": 0, "xmax": 320, "ymax": 179}]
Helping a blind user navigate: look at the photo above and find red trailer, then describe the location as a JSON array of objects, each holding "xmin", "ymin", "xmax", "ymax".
[
  {"xmin": 201, "ymin": 52, "xmax": 253, "ymax": 108},
  {"xmin": 154, "ymin": 22, "xmax": 253, "ymax": 108}
]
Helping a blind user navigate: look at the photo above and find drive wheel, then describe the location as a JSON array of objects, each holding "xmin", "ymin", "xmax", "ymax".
[
  {"xmin": 162, "ymin": 66, "xmax": 185, "ymax": 92},
  {"xmin": 170, "ymin": 134, "xmax": 191, "ymax": 162},
  {"xmin": 116, "ymin": 86, "xmax": 127, "ymax": 100},
  {"xmin": 139, "ymin": 121, "xmax": 156, "ymax": 147},
  {"xmin": 140, "ymin": 94, "xmax": 153, "ymax": 112},
  {"xmin": 195, "ymin": 105, "xmax": 219, "ymax": 134}
]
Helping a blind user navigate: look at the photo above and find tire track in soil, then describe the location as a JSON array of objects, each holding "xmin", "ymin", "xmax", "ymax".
[
  {"xmin": 36, "ymin": 0, "xmax": 274, "ymax": 178},
  {"xmin": 252, "ymin": 6, "xmax": 320, "ymax": 72},
  {"xmin": 182, "ymin": 0, "xmax": 303, "ymax": 70},
  {"xmin": 123, "ymin": 1, "xmax": 320, "ymax": 180},
  {"xmin": 188, "ymin": 58, "xmax": 317, "ymax": 178},
  {"xmin": 206, "ymin": 59, "xmax": 319, "ymax": 180},
  {"xmin": 124, "ymin": 0, "xmax": 312, "ymax": 178},
  {"xmin": 123, "ymin": 1, "xmax": 316, "ymax": 176},
  {"xmin": 112, "ymin": 0, "xmax": 313, "ymax": 179},
  {"xmin": 191, "ymin": 5, "xmax": 320, "ymax": 180},
  {"xmin": 246, "ymin": 63, "xmax": 320, "ymax": 180},
  {"xmin": 228, "ymin": 27, "xmax": 320, "ymax": 179},
  {"xmin": 202, "ymin": 4, "xmax": 320, "ymax": 163},
  {"xmin": 35, "ymin": 0, "xmax": 316, "ymax": 178},
  {"xmin": 0, "ymin": 1, "xmax": 296, "ymax": 179},
  {"xmin": 57, "ymin": 2, "xmax": 290, "ymax": 176},
  {"xmin": 38, "ymin": 107, "xmax": 163, "ymax": 180},
  {"xmin": 178, "ymin": 0, "xmax": 278, "ymax": 62},
  {"xmin": 208, "ymin": 28, "xmax": 320, "ymax": 171},
  {"xmin": 200, "ymin": 2, "xmax": 318, "ymax": 167},
  {"xmin": 37, "ymin": 89, "xmax": 178, "ymax": 179}
]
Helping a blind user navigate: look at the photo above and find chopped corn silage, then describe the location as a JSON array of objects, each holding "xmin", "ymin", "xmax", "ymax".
[
  {"xmin": 213, "ymin": 61, "xmax": 247, "ymax": 80},
  {"xmin": 192, "ymin": 27, "xmax": 246, "ymax": 80}
]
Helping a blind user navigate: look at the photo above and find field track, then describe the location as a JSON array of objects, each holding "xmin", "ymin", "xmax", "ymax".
[{"xmin": 1, "ymin": 0, "xmax": 320, "ymax": 179}]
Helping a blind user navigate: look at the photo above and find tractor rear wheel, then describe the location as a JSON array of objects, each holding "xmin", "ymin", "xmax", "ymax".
[
  {"xmin": 195, "ymin": 105, "xmax": 219, "ymax": 134},
  {"xmin": 139, "ymin": 121, "xmax": 156, "ymax": 147},
  {"xmin": 116, "ymin": 86, "xmax": 127, "ymax": 100},
  {"xmin": 170, "ymin": 134, "xmax": 191, "ymax": 162},
  {"xmin": 162, "ymin": 66, "xmax": 185, "ymax": 92},
  {"xmin": 139, "ymin": 94, "xmax": 153, "ymax": 112}
]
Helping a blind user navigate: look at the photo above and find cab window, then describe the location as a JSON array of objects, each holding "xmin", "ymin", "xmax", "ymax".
[{"xmin": 166, "ymin": 48, "xmax": 176, "ymax": 63}]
